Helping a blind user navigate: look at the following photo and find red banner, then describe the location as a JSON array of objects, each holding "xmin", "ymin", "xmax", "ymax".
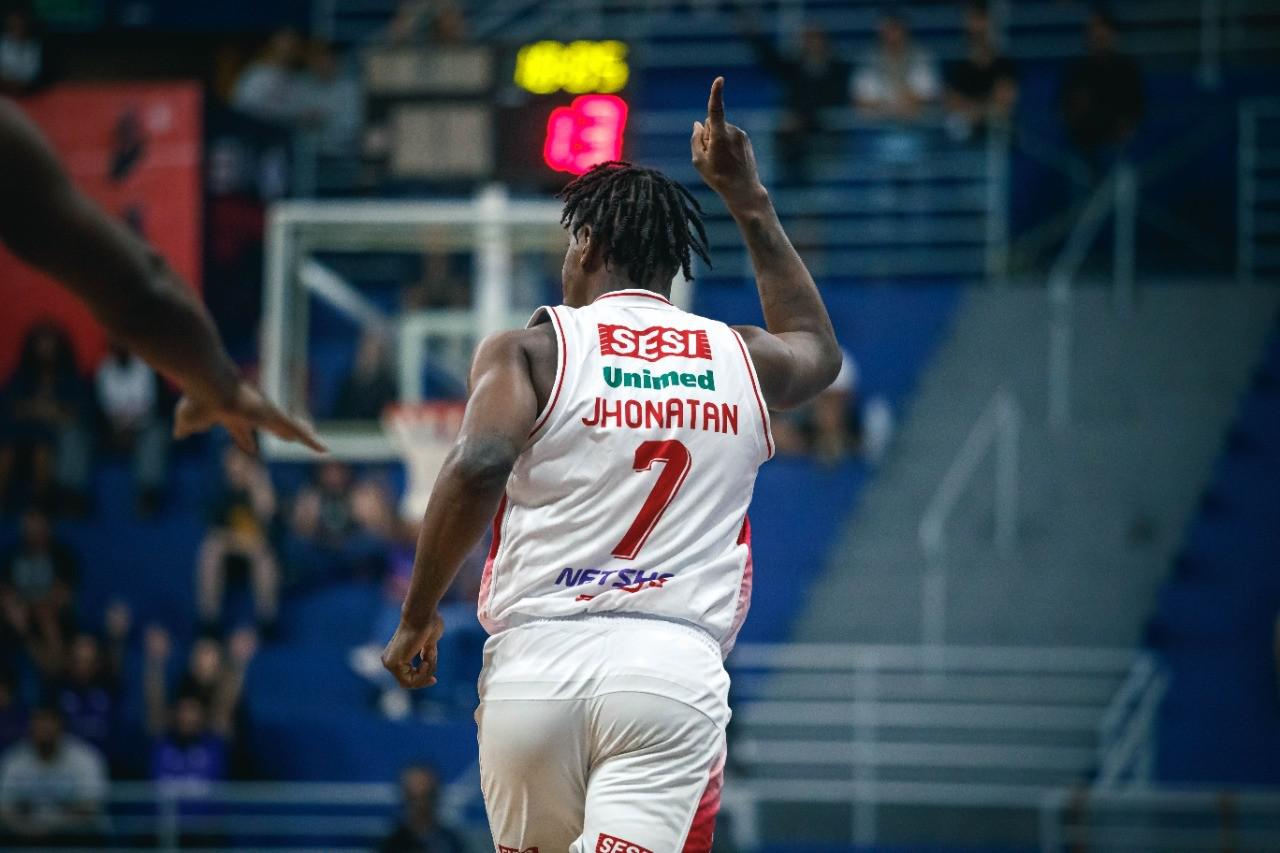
[{"xmin": 0, "ymin": 83, "xmax": 203, "ymax": 380}]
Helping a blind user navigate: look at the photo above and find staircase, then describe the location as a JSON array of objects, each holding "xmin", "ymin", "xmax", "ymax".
[{"xmin": 794, "ymin": 282, "xmax": 1280, "ymax": 648}]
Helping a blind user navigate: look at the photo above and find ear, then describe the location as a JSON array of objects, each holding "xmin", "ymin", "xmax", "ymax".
[{"xmin": 577, "ymin": 225, "xmax": 602, "ymax": 271}]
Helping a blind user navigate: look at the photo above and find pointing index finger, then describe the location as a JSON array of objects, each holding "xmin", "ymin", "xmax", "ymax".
[{"xmin": 707, "ymin": 76, "xmax": 725, "ymax": 129}]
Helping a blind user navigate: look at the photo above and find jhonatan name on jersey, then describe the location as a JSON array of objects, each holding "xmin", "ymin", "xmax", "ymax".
[{"xmin": 476, "ymin": 289, "xmax": 774, "ymax": 656}]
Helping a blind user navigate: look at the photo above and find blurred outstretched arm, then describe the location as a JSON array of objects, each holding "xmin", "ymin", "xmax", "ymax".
[{"xmin": 0, "ymin": 98, "xmax": 323, "ymax": 454}]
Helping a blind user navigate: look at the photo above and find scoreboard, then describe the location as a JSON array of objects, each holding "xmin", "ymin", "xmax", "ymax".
[{"xmin": 364, "ymin": 40, "xmax": 633, "ymax": 191}]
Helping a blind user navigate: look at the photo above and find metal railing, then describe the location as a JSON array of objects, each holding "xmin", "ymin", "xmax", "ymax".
[
  {"xmin": 1039, "ymin": 786, "xmax": 1280, "ymax": 853},
  {"xmin": 725, "ymin": 642, "xmax": 1152, "ymax": 848},
  {"xmin": 636, "ymin": 107, "xmax": 1010, "ymax": 283},
  {"xmin": 1046, "ymin": 163, "xmax": 1139, "ymax": 431},
  {"xmin": 917, "ymin": 388, "xmax": 1021, "ymax": 648},
  {"xmin": 1095, "ymin": 657, "xmax": 1169, "ymax": 788}
]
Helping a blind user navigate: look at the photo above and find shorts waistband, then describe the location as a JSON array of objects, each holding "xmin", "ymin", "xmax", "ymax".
[{"xmin": 520, "ymin": 613, "xmax": 723, "ymax": 659}]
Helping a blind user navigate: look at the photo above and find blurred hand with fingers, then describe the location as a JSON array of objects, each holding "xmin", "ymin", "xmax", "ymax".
[{"xmin": 174, "ymin": 380, "xmax": 326, "ymax": 456}]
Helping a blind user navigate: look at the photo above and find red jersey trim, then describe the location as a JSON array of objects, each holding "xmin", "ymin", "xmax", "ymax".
[
  {"xmin": 476, "ymin": 493, "xmax": 510, "ymax": 632},
  {"xmin": 593, "ymin": 289, "xmax": 674, "ymax": 306},
  {"xmin": 730, "ymin": 329, "xmax": 774, "ymax": 460},
  {"xmin": 529, "ymin": 306, "xmax": 568, "ymax": 438}
]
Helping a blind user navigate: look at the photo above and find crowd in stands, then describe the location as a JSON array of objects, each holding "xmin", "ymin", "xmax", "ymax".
[
  {"xmin": 0, "ymin": 314, "xmax": 482, "ymax": 845},
  {"xmin": 747, "ymin": 3, "xmax": 1142, "ymax": 188}
]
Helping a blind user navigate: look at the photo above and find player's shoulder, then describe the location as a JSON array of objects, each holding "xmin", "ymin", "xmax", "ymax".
[{"xmin": 474, "ymin": 324, "xmax": 557, "ymax": 376}]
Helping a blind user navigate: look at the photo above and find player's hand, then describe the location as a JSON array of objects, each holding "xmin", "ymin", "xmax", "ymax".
[
  {"xmin": 691, "ymin": 77, "xmax": 765, "ymax": 207},
  {"xmin": 173, "ymin": 379, "xmax": 326, "ymax": 455},
  {"xmin": 381, "ymin": 613, "xmax": 445, "ymax": 690}
]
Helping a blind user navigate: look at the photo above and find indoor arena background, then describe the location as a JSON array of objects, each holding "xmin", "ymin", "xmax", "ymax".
[{"xmin": 1, "ymin": 1, "xmax": 1279, "ymax": 850}]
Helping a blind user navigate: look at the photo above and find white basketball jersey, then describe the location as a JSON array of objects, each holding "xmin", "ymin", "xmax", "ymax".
[{"xmin": 476, "ymin": 289, "xmax": 774, "ymax": 656}]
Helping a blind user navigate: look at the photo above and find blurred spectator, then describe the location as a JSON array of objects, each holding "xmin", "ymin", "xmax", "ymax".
[
  {"xmin": 772, "ymin": 348, "xmax": 859, "ymax": 463},
  {"xmin": 1059, "ymin": 8, "xmax": 1143, "ymax": 175},
  {"xmin": 231, "ymin": 28, "xmax": 319, "ymax": 128},
  {"xmin": 145, "ymin": 627, "xmax": 254, "ymax": 778},
  {"xmin": 197, "ymin": 447, "xmax": 280, "ymax": 636},
  {"xmin": 944, "ymin": 2, "xmax": 1017, "ymax": 141},
  {"xmin": 0, "ymin": 2, "xmax": 49, "ymax": 96},
  {"xmin": 177, "ymin": 635, "xmax": 227, "ymax": 710},
  {"xmin": 300, "ymin": 40, "xmax": 364, "ymax": 157},
  {"xmin": 333, "ymin": 331, "xmax": 397, "ymax": 420},
  {"xmin": 52, "ymin": 613, "xmax": 128, "ymax": 754},
  {"xmin": 378, "ymin": 763, "xmax": 467, "ymax": 853},
  {"xmin": 284, "ymin": 460, "xmax": 391, "ymax": 581},
  {"xmin": 745, "ymin": 21, "xmax": 852, "ymax": 185},
  {"xmin": 770, "ymin": 349, "xmax": 894, "ymax": 465},
  {"xmin": 386, "ymin": 0, "xmax": 467, "ymax": 46},
  {"xmin": 812, "ymin": 352, "xmax": 859, "ymax": 464},
  {"xmin": 0, "ymin": 704, "xmax": 107, "ymax": 843},
  {"xmin": 144, "ymin": 628, "xmax": 254, "ymax": 787},
  {"xmin": 95, "ymin": 342, "xmax": 170, "ymax": 516},
  {"xmin": 0, "ymin": 323, "xmax": 92, "ymax": 514},
  {"xmin": 851, "ymin": 11, "xmax": 940, "ymax": 123},
  {"xmin": 0, "ymin": 669, "xmax": 23, "ymax": 751},
  {"xmin": 292, "ymin": 461, "xmax": 356, "ymax": 549},
  {"xmin": 401, "ymin": 253, "xmax": 470, "ymax": 312},
  {"xmin": 1, "ymin": 506, "xmax": 78, "ymax": 674}
]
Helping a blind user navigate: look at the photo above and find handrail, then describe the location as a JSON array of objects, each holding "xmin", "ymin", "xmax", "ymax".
[
  {"xmin": 1046, "ymin": 162, "xmax": 1139, "ymax": 430},
  {"xmin": 731, "ymin": 642, "xmax": 1133, "ymax": 671},
  {"xmin": 1039, "ymin": 785, "xmax": 1280, "ymax": 853},
  {"xmin": 917, "ymin": 388, "xmax": 1021, "ymax": 647},
  {"xmin": 1096, "ymin": 668, "xmax": 1169, "ymax": 787}
]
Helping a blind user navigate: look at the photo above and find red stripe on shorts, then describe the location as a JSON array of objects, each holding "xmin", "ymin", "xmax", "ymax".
[{"xmin": 681, "ymin": 750, "xmax": 726, "ymax": 852}]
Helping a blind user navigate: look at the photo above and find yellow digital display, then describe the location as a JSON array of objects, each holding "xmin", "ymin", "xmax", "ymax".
[{"xmin": 514, "ymin": 40, "xmax": 629, "ymax": 95}]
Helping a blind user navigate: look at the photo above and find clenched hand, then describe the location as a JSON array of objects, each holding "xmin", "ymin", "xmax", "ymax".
[{"xmin": 381, "ymin": 613, "xmax": 446, "ymax": 690}]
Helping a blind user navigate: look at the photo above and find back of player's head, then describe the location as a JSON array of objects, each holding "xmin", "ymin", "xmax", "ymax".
[{"xmin": 557, "ymin": 161, "xmax": 710, "ymax": 288}]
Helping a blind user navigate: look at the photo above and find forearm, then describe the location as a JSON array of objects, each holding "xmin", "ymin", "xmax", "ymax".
[
  {"xmin": 0, "ymin": 103, "xmax": 241, "ymax": 407},
  {"xmin": 727, "ymin": 191, "xmax": 838, "ymax": 346},
  {"xmin": 211, "ymin": 666, "xmax": 246, "ymax": 735},
  {"xmin": 400, "ymin": 438, "xmax": 515, "ymax": 628},
  {"xmin": 79, "ymin": 249, "xmax": 242, "ymax": 407}
]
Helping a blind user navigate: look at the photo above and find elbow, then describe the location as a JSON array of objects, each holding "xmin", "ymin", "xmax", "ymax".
[
  {"xmin": 816, "ymin": 337, "xmax": 843, "ymax": 391},
  {"xmin": 448, "ymin": 434, "xmax": 519, "ymax": 494}
]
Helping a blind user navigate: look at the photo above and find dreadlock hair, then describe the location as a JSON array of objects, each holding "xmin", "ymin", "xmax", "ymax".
[{"xmin": 556, "ymin": 161, "xmax": 711, "ymax": 290}]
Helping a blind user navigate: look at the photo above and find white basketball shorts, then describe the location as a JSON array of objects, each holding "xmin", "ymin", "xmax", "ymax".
[{"xmin": 475, "ymin": 615, "xmax": 730, "ymax": 853}]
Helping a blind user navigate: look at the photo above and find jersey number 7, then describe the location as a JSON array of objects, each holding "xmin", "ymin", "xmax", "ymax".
[{"xmin": 610, "ymin": 440, "xmax": 692, "ymax": 560}]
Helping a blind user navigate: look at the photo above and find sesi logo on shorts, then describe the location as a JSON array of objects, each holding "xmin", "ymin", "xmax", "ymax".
[
  {"xmin": 594, "ymin": 833, "xmax": 652, "ymax": 853},
  {"xmin": 496, "ymin": 846, "xmax": 538, "ymax": 853},
  {"xmin": 598, "ymin": 324, "xmax": 712, "ymax": 362}
]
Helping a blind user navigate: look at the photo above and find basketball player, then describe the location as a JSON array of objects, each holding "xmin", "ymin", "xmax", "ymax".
[
  {"xmin": 0, "ymin": 97, "xmax": 323, "ymax": 454},
  {"xmin": 381, "ymin": 77, "xmax": 840, "ymax": 852}
]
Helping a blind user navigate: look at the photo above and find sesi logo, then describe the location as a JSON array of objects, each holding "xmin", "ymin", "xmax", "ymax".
[
  {"xmin": 595, "ymin": 834, "xmax": 652, "ymax": 853},
  {"xmin": 598, "ymin": 324, "xmax": 712, "ymax": 362}
]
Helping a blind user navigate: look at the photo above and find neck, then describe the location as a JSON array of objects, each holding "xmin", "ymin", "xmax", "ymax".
[{"xmin": 583, "ymin": 271, "xmax": 672, "ymax": 304}]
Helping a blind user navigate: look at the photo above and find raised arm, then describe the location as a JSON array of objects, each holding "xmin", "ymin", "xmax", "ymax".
[
  {"xmin": 380, "ymin": 327, "xmax": 549, "ymax": 689},
  {"xmin": 0, "ymin": 98, "xmax": 323, "ymax": 455},
  {"xmin": 691, "ymin": 78, "xmax": 841, "ymax": 409}
]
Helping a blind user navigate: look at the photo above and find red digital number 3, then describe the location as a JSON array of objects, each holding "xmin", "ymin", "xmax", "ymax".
[{"xmin": 610, "ymin": 439, "xmax": 692, "ymax": 560}]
